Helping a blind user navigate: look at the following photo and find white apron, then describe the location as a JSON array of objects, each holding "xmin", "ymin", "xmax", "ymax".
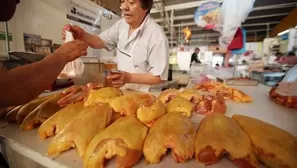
[{"xmin": 116, "ymin": 33, "xmax": 151, "ymax": 92}]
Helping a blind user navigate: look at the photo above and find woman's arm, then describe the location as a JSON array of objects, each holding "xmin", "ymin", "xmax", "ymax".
[
  {"xmin": 130, "ymin": 73, "xmax": 163, "ymax": 84},
  {"xmin": 107, "ymin": 72, "xmax": 163, "ymax": 88},
  {"xmin": 0, "ymin": 40, "xmax": 87, "ymax": 107},
  {"xmin": 64, "ymin": 20, "xmax": 120, "ymax": 50},
  {"xmin": 82, "ymin": 32, "xmax": 106, "ymax": 49}
]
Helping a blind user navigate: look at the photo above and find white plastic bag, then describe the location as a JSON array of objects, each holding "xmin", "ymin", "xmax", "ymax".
[
  {"xmin": 276, "ymin": 65, "xmax": 297, "ymax": 96},
  {"xmin": 60, "ymin": 31, "xmax": 85, "ymax": 78},
  {"xmin": 216, "ymin": 0, "xmax": 255, "ymax": 47}
]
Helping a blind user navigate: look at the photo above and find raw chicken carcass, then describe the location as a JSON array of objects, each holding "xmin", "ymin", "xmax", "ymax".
[
  {"xmin": 21, "ymin": 94, "xmax": 64, "ymax": 130},
  {"xmin": 84, "ymin": 87, "xmax": 123, "ymax": 107},
  {"xmin": 84, "ymin": 116, "xmax": 148, "ymax": 168},
  {"xmin": 57, "ymin": 83, "xmax": 103, "ymax": 107},
  {"xmin": 157, "ymin": 88, "xmax": 180, "ymax": 104},
  {"xmin": 195, "ymin": 114, "xmax": 258, "ymax": 168},
  {"xmin": 16, "ymin": 96, "xmax": 51, "ymax": 124},
  {"xmin": 38, "ymin": 102, "xmax": 86, "ymax": 140},
  {"xmin": 233, "ymin": 115, "xmax": 297, "ymax": 168},
  {"xmin": 136, "ymin": 100, "xmax": 166, "ymax": 127},
  {"xmin": 195, "ymin": 93, "xmax": 226, "ymax": 116},
  {"xmin": 109, "ymin": 93, "xmax": 155, "ymax": 116},
  {"xmin": 180, "ymin": 89, "xmax": 203, "ymax": 103},
  {"xmin": 143, "ymin": 113, "xmax": 196, "ymax": 164},
  {"xmin": 47, "ymin": 103, "xmax": 112, "ymax": 157},
  {"xmin": 166, "ymin": 96, "xmax": 194, "ymax": 117},
  {"xmin": 269, "ymin": 87, "xmax": 297, "ymax": 108}
]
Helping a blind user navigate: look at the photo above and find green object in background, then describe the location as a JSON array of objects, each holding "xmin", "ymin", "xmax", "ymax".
[{"xmin": 0, "ymin": 32, "xmax": 12, "ymax": 41}]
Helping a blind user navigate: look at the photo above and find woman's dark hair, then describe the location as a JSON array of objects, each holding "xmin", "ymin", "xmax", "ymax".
[
  {"xmin": 140, "ymin": 0, "xmax": 153, "ymax": 14},
  {"xmin": 288, "ymin": 51, "xmax": 296, "ymax": 56},
  {"xmin": 276, "ymin": 52, "xmax": 283, "ymax": 57}
]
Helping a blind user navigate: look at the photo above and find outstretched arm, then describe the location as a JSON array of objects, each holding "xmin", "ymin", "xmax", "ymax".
[{"xmin": 0, "ymin": 40, "xmax": 88, "ymax": 107}]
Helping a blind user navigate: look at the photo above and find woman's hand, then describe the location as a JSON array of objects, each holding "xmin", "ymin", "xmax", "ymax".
[
  {"xmin": 62, "ymin": 24, "xmax": 86, "ymax": 41},
  {"xmin": 106, "ymin": 71, "xmax": 132, "ymax": 88},
  {"xmin": 53, "ymin": 40, "xmax": 88, "ymax": 63}
]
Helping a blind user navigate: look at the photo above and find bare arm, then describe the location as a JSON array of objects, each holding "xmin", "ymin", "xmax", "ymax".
[
  {"xmin": 63, "ymin": 22, "xmax": 119, "ymax": 50},
  {"xmin": 107, "ymin": 72, "xmax": 163, "ymax": 88},
  {"xmin": 0, "ymin": 40, "xmax": 88, "ymax": 107},
  {"xmin": 82, "ymin": 32, "xmax": 105, "ymax": 49},
  {"xmin": 63, "ymin": 25, "xmax": 106, "ymax": 49},
  {"xmin": 0, "ymin": 55, "xmax": 66, "ymax": 107},
  {"xmin": 129, "ymin": 73, "xmax": 163, "ymax": 85}
]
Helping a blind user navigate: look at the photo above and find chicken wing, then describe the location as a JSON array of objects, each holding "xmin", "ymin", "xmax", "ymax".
[
  {"xmin": 157, "ymin": 88, "xmax": 180, "ymax": 104},
  {"xmin": 84, "ymin": 87, "xmax": 123, "ymax": 107},
  {"xmin": 47, "ymin": 103, "xmax": 112, "ymax": 157},
  {"xmin": 143, "ymin": 113, "xmax": 196, "ymax": 164},
  {"xmin": 109, "ymin": 93, "xmax": 155, "ymax": 116},
  {"xmin": 166, "ymin": 96, "xmax": 194, "ymax": 117},
  {"xmin": 5, "ymin": 105, "xmax": 23, "ymax": 123},
  {"xmin": 137, "ymin": 100, "xmax": 166, "ymax": 127},
  {"xmin": 84, "ymin": 116, "xmax": 148, "ymax": 168},
  {"xmin": 0, "ymin": 106, "xmax": 17, "ymax": 119},
  {"xmin": 195, "ymin": 114, "xmax": 258, "ymax": 168},
  {"xmin": 16, "ymin": 95, "xmax": 51, "ymax": 124},
  {"xmin": 233, "ymin": 115, "xmax": 297, "ymax": 168},
  {"xmin": 21, "ymin": 94, "xmax": 63, "ymax": 130},
  {"xmin": 38, "ymin": 102, "xmax": 86, "ymax": 140}
]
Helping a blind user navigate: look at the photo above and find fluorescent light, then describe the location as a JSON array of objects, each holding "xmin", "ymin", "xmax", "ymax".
[{"xmin": 277, "ymin": 29, "xmax": 289, "ymax": 36}]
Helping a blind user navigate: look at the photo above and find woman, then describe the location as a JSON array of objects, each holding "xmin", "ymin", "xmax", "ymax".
[{"xmin": 62, "ymin": 0, "xmax": 169, "ymax": 91}]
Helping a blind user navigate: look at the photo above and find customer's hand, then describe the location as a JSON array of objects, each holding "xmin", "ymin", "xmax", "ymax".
[
  {"xmin": 106, "ymin": 71, "xmax": 132, "ymax": 88},
  {"xmin": 62, "ymin": 24, "xmax": 85, "ymax": 41},
  {"xmin": 53, "ymin": 40, "xmax": 88, "ymax": 63}
]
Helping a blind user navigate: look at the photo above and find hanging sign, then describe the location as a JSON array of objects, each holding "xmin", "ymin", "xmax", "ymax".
[
  {"xmin": 67, "ymin": 0, "xmax": 103, "ymax": 58},
  {"xmin": 194, "ymin": 1, "xmax": 221, "ymax": 30}
]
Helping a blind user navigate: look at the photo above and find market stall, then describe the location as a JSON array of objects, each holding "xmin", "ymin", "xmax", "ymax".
[{"xmin": 1, "ymin": 0, "xmax": 297, "ymax": 168}]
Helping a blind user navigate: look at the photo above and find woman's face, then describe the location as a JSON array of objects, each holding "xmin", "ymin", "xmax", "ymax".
[{"xmin": 120, "ymin": 0, "xmax": 147, "ymax": 26}]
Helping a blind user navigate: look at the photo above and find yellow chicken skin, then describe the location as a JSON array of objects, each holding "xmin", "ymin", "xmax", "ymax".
[
  {"xmin": 84, "ymin": 87, "xmax": 123, "ymax": 107},
  {"xmin": 157, "ymin": 88, "xmax": 180, "ymax": 104},
  {"xmin": 109, "ymin": 93, "xmax": 155, "ymax": 116},
  {"xmin": 21, "ymin": 94, "xmax": 64, "ymax": 130},
  {"xmin": 180, "ymin": 89, "xmax": 203, "ymax": 103},
  {"xmin": 166, "ymin": 96, "xmax": 194, "ymax": 117},
  {"xmin": 195, "ymin": 114, "xmax": 258, "ymax": 168},
  {"xmin": 16, "ymin": 95, "xmax": 51, "ymax": 124},
  {"xmin": 136, "ymin": 100, "xmax": 166, "ymax": 127},
  {"xmin": 38, "ymin": 102, "xmax": 86, "ymax": 140},
  {"xmin": 233, "ymin": 115, "xmax": 297, "ymax": 168},
  {"xmin": 84, "ymin": 116, "xmax": 148, "ymax": 168},
  {"xmin": 47, "ymin": 103, "xmax": 112, "ymax": 157},
  {"xmin": 143, "ymin": 113, "xmax": 196, "ymax": 164}
]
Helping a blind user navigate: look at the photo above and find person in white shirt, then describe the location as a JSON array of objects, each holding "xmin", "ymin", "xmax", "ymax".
[{"xmin": 62, "ymin": 0, "xmax": 169, "ymax": 91}]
